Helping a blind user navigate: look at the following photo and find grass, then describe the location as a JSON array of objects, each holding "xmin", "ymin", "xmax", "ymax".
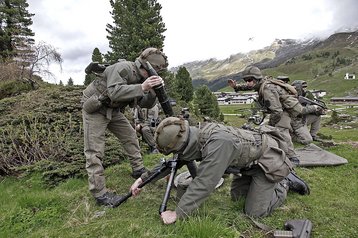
[{"xmin": 0, "ymin": 105, "xmax": 357, "ymax": 237}]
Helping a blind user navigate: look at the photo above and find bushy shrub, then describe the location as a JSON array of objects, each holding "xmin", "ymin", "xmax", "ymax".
[{"xmin": 0, "ymin": 86, "xmax": 127, "ymax": 187}]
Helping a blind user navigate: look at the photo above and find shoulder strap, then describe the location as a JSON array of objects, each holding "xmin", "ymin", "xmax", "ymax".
[{"xmin": 266, "ymin": 78, "xmax": 298, "ymax": 96}]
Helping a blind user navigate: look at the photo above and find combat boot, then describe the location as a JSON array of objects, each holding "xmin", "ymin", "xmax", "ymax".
[
  {"xmin": 95, "ymin": 192, "xmax": 124, "ymax": 208},
  {"xmin": 289, "ymin": 157, "xmax": 300, "ymax": 166},
  {"xmin": 283, "ymin": 172, "xmax": 310, "ymax": 195},
  {"xmin": 312, "ymin": 136, "xmax": 323, "ymax": 142},
  {"xmin": 131, "ymin": 167, "xmax": 148, "ymax": 179}
]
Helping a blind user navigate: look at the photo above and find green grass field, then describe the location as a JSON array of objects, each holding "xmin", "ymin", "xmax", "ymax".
[{"xmin": 0, "ymin": 104, "xmax": 357, "ymax": 238}]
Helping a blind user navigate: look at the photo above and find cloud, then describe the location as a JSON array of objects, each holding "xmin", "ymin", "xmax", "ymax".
[
  {"xmin": 26, "ymin": 0, "xmax": 358, "ymax": 85},
  {"xmin": 326, "ymin": 0, "xmax": 358, "ymax": 30}
]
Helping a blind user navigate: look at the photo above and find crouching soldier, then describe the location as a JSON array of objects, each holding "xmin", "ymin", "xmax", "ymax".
[{"xmin": 130, "ymin": 117, "xmax": 310, "ymax": 224}]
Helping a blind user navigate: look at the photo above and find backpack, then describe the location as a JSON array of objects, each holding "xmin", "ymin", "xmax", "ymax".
[{"xmin": 260, "ymin": 77, "xmax": 298, "ymax": 96}]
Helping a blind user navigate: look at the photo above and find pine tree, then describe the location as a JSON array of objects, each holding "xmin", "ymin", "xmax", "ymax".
[
  {"xmin": 83, "ymin": 74, "xmax": 96, "ymax": 86},
  {"xmin": 193, "ymin": 85, "xmax": 220, "ymax": 119},
  {"xmin": 92, "ymin": 47, "xmax": 103, "ymax": 63},
  {"xmin": 83, "ymin": 47, "xmax": 103, "ymax": 86},
  {"xmin": 174, "ymin": 66, "xmax": 193, "ymax": 103},
  {"xmin": 67, "ymin": 77, "xmax": 74, "ymax": 86},
  {"xmin": 59, "ymin": 80, "xmax": 63, "ymax": 86},
  {"xmin": 162, "ymin": 71, "xmax": 179, "ymax": 100},
  {"xmin": 105, "ymin": 0, "xmax": 166, "ymax": 62},
  {"xmin": 0, "ymin": 0, "xmax": 35, "ymax": 62}
]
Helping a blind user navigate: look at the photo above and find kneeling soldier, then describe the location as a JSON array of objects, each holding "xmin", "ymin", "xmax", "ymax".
[{"xmin": 130, "ymin": 117, "xmax": 310, "ymax": 224}]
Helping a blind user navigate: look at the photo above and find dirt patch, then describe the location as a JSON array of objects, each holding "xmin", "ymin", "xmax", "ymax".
[{"xmin": 341, "ymin": 141, "xmax": 358, "ymax": 148}]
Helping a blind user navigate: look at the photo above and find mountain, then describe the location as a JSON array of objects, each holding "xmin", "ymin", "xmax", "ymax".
[{"xmin": 171, "ymin": 31, "xmax": 358, "ymax": 95}]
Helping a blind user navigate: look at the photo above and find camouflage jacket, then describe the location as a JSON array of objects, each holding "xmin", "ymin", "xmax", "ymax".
[
  {"xmin": 143, "ymin": 123, "xmax": 290, "ymax": 218},
  {"xmin": 82, "ymin": 60, "xmax": 156, "ymax": 112}
]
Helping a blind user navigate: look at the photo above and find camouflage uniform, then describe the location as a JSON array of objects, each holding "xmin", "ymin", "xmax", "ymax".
[
  {"xmin": 232, "ymin": 67, "xmax": 319, "ymax": 162},
  {"xmin": 144, "ymin": 119, "xmax": 294, "ymax": 218},
  {"xmin": 291, "ymin": 82, "xmax": 322, "ymax": 142},
  {"xmin": 82, "ymin": 60, "xmax": 157, "ymax": 197},
  {"xmin": 302, "ymin": 91, "xmax": 322, "ymax": 140},
  {"xmin": 305, "ymin": 114, "xmax": 321, "ymax": 139},
  {"xmin": 134, "ymin": 104, "xmax": 160, "ymax": 152},
  {"xmin": 253, "ymin": 78, "xmax": 301, "ymax": 158},
  {"xmin": 291, "ymin": 118, "xmax": 313, "ymax": 145}
]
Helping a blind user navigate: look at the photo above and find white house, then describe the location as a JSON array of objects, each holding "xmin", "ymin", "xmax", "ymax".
[
  {"xmin": 230, "ymin": 95, "xmax": 255, "ymax": 104},
  {"xmin": 217, "ymin": 96, "xmax": 231, "ymax": 105},
  {"xmin": 344, "ymin": 73, "xmax": 356, "ymax": 80},
  {"xmin": 311, "ymin": 90, "xmax": 327, "ymax": 98}
]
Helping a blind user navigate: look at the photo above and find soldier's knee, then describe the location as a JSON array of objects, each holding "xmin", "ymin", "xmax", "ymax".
[
  {"xmin": 299, "ymin": 137, "xmax": 313, "ymax": 145},
  {"xmin": 244, "ymin": 207, "xmax": 269, "ymax": 218}
]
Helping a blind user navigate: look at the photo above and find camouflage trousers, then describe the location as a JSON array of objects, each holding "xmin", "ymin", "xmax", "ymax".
[
  {"xmin": 230, "ymin": 166, "xmax": 288, "ymax": 217},
  {"xmin": 140, "ymin": 125, "xmax": 156, "ymax": 148},
  {"xmin": 305, "ymin": 114, "xmax": 321, "ymax": 138},
  {"xmin": 83, "ymin": 109, "xmax": 144, "ymax": 197},
  {"xmin": 292, "ymin": 125, "xmax": 313, "ymax": 145},
  {"xmin": 276, "ymin": 127, "xmax": 297, "ymax": 158}
]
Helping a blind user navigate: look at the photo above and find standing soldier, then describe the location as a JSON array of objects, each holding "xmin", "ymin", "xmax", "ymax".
[
  {"xmin": 228, "ymin": 66, "xmax": 321, "ymax": 165},
  {"xmin": 130, "ymin": 117, "xmax": 310, "ymax": 224},
  {"xmin": 81, "ymin": 47, "xmax": 168, "ymax": 207}
]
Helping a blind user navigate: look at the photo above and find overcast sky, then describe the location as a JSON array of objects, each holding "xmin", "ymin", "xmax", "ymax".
[{"xmin": 27, "ymin": 0, "xmax": 358, "ymax": 85}]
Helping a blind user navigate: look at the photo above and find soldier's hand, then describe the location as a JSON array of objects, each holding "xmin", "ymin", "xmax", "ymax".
[
  {"xmin": 161, "ymin": 210, "xmax": 177, "ymax": 224},
  {"xmin": 130, "ymin": 178, "xmax": 143, "ymax": 197},
  {"xmin": 141, "ymin": 76, "xmax": 163, "ymax": 91},
  {"xmin": 313, "ymin": 105, "xmax": 325, "ymax": 115},
  {"xmin": 227, "ymin": 79, "xmax": 236, "ymax": 88}
]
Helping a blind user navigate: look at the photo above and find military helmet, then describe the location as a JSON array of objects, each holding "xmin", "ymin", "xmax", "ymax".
[
  {"xmin": 277, "ymin": 75, "xmax": 290, "ymax": 83},
  {"xmin": 154, "ymin": 117, "xmax": 189, "ymax": 155},
  {"xmin": 292, "ymin": 80, "xmax": 307, "ymax": 88},
  {"xmin": 242, "ymin": 66, "xmax": 263, "ymax": 80},
  {"xmin": 291, "ymin": 80, "xmax": 307, "ymax": 96},
  {"xmin": 135, "ymin": 47, "xmax": 168, "ymax": 72}
]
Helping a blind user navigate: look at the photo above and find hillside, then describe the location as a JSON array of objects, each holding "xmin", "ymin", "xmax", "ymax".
[{"xmin": 174, "ymin": 31, "xmax": 358, "ymax": 95}]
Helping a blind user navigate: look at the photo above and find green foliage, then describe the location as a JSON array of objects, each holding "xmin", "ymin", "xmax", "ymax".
[
  {"xmin": 105, "ymin": 0, "xmax": 166, "ymax": 63},
  {"xmin": 162, "ymin": 70, "xmax": 179, "ymax": 99},
  {"xmin": 302, "ymin": 54, "xmax": 313, "ymax": 60},
  {"xmin": 0, "ymin": 0, "xmax": 35, "ymax": 61},
  {"xmin": 174, "ymin": 66, "xmax": 194, "ymax": 103},
  {"xmin": 91, "ymin": 47, "xmax": 103, "ymax": 63},
  {"xmin": 83, "ymin": 73, "xmax": 95, "ymax": 86},
  {"xmin": 67, "ymin": 77, "xmax": 74, "ymax": 86},
  {"xmin": 0, "ymin": 79, "xmax": 33, "ymax": 99},
  {"xmin": 193, "ymin": 85, "xmax": 220, "ymax": 120},
  {"xmin": 326, "ymin": 110, "xmax": 340, "ymax": 125},
  {"xmin": 0, "ymin": 86, "xmax": 127, "ymax": 186}
]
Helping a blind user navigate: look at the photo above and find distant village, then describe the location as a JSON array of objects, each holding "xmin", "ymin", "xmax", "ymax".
[{"xmin": 213, "ymin": 90, "xmax": 327, "ymax": 105}]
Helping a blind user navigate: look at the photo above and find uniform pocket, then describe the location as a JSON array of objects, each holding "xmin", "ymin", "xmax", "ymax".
[{"xmin": 82, "ymin": 95, "xmax": 102, "ymax": 113}]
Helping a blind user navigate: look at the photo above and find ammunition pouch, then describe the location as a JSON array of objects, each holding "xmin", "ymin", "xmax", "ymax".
[{"xmin": 82, "ymin": 95, "xmax": 103, "ymax": 113}]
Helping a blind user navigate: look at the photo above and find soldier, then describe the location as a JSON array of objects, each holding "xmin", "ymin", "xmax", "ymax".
[
  {"xmin": 134, "ymin": 104, "xmax": 160, "ymax": 154},
  {"xmin": 81, "ymin": 47, "xmax": 168, "ymax": 207},
  {"xmin": 130, "ymin": 117, "xmax": 310, "ymax": 224},
  {"xmin": 291, "ymin": 80, "xmax": 325, "ymax": 141},
  {"xmin": 228, "ymin": 66, "xmax": 321, "ymax": 165}
]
